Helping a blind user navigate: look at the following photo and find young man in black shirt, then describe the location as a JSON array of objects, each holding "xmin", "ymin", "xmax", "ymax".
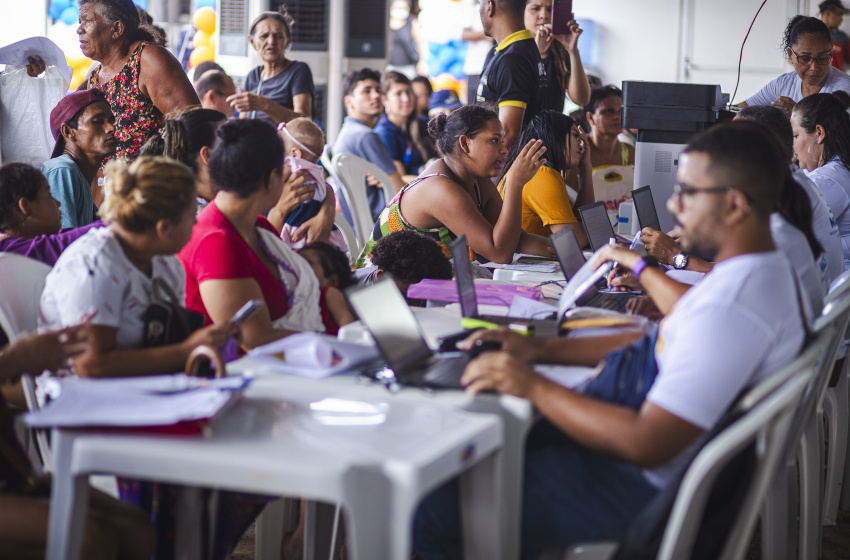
[{"xmin": 476, "ymin": 0, "xmax": 548, "ymax": 152}]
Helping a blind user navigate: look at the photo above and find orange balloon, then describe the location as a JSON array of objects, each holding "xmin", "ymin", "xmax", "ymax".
[
  {"xmin": 189, "ymin": 45, "xmax": 215, "ymax": 69},
  {"xmin": 193, "ymin": 7, "xmax": 216, "ymax": 35},
  {"xmin": 193, "ymin": 29, "xmax": 211, "ymax": 48}
]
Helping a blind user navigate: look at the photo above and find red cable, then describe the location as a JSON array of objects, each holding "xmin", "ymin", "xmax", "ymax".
[{"xmin": 730, "ymin": 0, "xmax": 769, "ymax": 107}]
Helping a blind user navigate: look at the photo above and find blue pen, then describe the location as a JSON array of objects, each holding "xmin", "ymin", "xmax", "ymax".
[{"xmin": 628, "ymin": 234, "xmax": 640, "ymax": 251}]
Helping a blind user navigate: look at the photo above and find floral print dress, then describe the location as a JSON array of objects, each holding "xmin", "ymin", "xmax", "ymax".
[{"xmin": 91, "ymin": 42, "xmax": 164, "ymax": 162}]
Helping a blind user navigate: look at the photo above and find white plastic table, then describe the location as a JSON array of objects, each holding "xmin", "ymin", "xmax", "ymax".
[{"xmin": 45, "ymin": 379, "xmax": 504, "ymax": 560}]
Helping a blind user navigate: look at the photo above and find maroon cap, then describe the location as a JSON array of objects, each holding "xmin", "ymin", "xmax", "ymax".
[{"xmin": 49, "ymin": 90, "xmax": 108, "ymax": 158}]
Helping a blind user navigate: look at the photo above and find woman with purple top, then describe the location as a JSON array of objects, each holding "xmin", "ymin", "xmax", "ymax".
[{"xmin": 0, "ymin": 163, "xmax": 101, "ymax": 267}]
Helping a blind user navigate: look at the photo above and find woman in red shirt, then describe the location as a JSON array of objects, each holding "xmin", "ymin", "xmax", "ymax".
[{"xmin": 179, "ymin": 119, "xmax": 325, "ymax": 349}]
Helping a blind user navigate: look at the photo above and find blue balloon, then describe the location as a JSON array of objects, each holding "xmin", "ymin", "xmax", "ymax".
[
  {"xmin": 60, "ymin": 6, "xmax": 79, "ymax": 26},
  {"xmin": 195, "ymin": 0, "xmax": 215, "ymax": 9},
  {"xmin": 52, "ymin": 0, "xmax": 72, "ymax": 12},
  {"xmin": 48, "ymin": 4, "xmax": 64, "ymax": 20},
  {"xmin": 132, "ymin": 0, "xmax": 148, "ymax": 9}
]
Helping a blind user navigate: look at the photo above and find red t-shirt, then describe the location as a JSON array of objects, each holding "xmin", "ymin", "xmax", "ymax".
[{"xmin": 179, "ymin": 202, "xmax": 289, "ymax": 324}]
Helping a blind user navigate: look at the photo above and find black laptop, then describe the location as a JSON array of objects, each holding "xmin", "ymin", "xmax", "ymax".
[
  {"xmin": 550, "ymin": 227, "xmax": 639, "ymax": 313},
  {"xmin": 632, "ymin": 185, "xmax": 662, "ymax": 231},
  {"xmin": 450, "ymin": 236, "xmax": 559, "ymax": 337},
  {"xmin": 577, "ymin": 201, "xmax": 631, "ymax": 252},
  {"xmin": 346, "ymin": 278, "xmax": 473, "ymax": 389}
]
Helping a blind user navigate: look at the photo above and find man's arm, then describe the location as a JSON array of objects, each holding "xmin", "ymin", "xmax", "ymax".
[{"xmin": 499, "ymin": 105, "xmax": 526, "ymax": 155}]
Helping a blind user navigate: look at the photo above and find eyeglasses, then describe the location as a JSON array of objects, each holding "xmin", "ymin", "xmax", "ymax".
[
  {"xmin": 670, "ymin": 183, "xmax": 733, "ymax": 209},
  {"xmin": 789, "ymin": 49, "xmax": 833, "ymax": 67}
]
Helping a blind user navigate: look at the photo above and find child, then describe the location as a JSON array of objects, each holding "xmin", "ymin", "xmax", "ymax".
[
  {"xmin": 276, "ymin": 118, "xmax": 347, "ymax": 251},
  {"xmin": 298, "ymin": 242, "xmax": 356, "ymax": 335}
]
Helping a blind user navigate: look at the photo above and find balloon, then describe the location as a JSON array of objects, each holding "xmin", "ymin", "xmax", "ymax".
[
  {"xmin": 189, "ymin": 45, "xmax": 215, "ymax": 69},
  {"xmin": 132, "ymin": 0, "xmax": 149, "ymax": 8},
  {"xmin": 193, "ymin": 7, "xmax": 216, "ymax": 35},
  {"xmin": 60, "ymin": 6, "xmax": 79, "ymax": 26},
  {"xmin": 195, "ymin": 0, "xmax": 216, "ymax": 9},
  {"xmin": 193, "ymin": 30, "xmax": 211, "ymax": 48}
]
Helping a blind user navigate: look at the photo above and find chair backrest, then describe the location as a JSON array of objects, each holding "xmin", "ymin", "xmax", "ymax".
[
  {"xmin": 332, "ymin": 153, "xmax": 396, "ymax": 246},
  {"xmin": 827, "ymin": 268, "xmax": 850, "ymax": 301},
  {"xmin": 656, "ymin": 336, "xmax": 820, "ymax": 560},
  {"xmin": 0, "ymin": 253, "xmax": 51, "ymax": 342},
  {"xmin": 333, "ymin": 211, "xmax": 359, "ymax": 266}
]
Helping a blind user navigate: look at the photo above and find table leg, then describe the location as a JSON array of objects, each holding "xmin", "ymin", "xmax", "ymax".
[
  {"xmin": 342, "ymin": 469, "xmax": 392, "ymax": 560},
  {"xmin": 46, "ymin": 430, "xmax": 91, "ymax": 560},
  {"xmin": 460, "ymin": 450, "xmax": 502, "ymax": 560},
  {"xmin": 304, "ymin": 501, "xmax": 342, "ymax": 560},
  {"xmin": 256, "ymin": 498, "xmax": 294, "ymax": 560},
  {"xmin": 175, "ymin": 487, "xmax": 205, "ymax": 560}
]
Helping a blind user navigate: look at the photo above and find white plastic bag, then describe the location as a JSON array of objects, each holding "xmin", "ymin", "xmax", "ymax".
[{"xmin": 0, "ymin": 65, "xmax": 68, "ymax": 166}]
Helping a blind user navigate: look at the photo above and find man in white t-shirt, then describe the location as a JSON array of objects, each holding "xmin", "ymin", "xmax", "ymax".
[{"xmin": 412, "ymin": 122, "xmax": 806, "ymax": 559}]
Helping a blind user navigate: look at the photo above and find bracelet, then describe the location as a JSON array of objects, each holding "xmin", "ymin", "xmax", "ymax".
[{"xmin": 631, "ymin": 257, "xmax": 648, "ymax": 280}]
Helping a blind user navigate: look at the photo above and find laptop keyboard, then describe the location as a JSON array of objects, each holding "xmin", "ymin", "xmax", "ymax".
[
  {"xmin": 587, "ymin": 293, "xmax": 631, "ymax": 313},
  {"xmin": 422, "ymin": 355, "xmax": 470, "ymax": 388}
]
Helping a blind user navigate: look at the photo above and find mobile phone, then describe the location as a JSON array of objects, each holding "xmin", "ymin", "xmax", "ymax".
[
  {"xmin": 551, "ymin": 0, "xmax": 573, "ymax": 36},
  {"xmin": 229, "ymin": 299, "xmax": 264, "ymax": 326}
]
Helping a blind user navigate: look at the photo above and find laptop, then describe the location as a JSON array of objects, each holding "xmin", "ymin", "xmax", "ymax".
[
  {"xmin": 577, "ymin": 201, "xmax": 631, "ymax": 252},
  {"xmin": 550, "ymin": 227, "xmax": 639, "ymax": 313},
  {"xmin": 450, "ymin": 236, "xmax": 559, "ymax": 337},
  {"xmin": 632, "ymin": 185, "xmax": 662, "ymax": 232},
  {"xmin": 346, "ymin": 278, "xmax": 472, "ymax": 389}
]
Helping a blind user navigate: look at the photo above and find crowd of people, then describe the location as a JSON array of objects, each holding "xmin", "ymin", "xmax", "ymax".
[{"xmin": 3, "ymin": 0, "xmax": 850, "ymax": 557}]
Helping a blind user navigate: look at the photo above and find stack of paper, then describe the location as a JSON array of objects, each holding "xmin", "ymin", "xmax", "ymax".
[{"xmin": 24, "ymin": 375, "xmax": 246, "ymax": 428}]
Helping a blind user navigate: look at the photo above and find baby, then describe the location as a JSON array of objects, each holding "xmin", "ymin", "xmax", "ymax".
[
  {"xmin": 277, "ymin": 118, "xmax": 347, "ymax": 251},
  {"xmin": 298, "ymin": 242, "xmax": 356, "ymax": 335}
]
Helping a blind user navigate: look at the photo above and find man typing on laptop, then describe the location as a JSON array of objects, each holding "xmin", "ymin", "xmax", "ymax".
[{"xmin": 413, "ymin": 122, "xmax": 807, "ymax": 558}]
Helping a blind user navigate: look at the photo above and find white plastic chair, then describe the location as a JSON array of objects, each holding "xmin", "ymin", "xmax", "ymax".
[
  {"xmin": 334, "ymin": 211, "xmax": 359, "ymax": 265},
  {"xmin": 760, "ymin": 280, "xmax": 850, "ymax": 560},
  {"xmin": 331, "ymin": 153, "xmax": 397, "ymax": 247},
  {"xmin": 820, "ymin": 269, "xmax": 850, "ymax": 525},
  {"xmin": 558, "ymin": 330, "xmax": 823, "ymax": 560},
  {"xmin": 0, "ymin": 253, "xmax": 52, "ymax": 466}
]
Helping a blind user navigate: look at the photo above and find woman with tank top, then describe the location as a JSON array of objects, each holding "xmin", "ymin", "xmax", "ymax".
[{"xmin": 356, "ymin": 104, "xmax": 551, "ymax": 267}]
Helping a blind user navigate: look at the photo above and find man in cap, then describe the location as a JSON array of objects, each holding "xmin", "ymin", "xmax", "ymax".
[
  {"xmin": 819, "ymin": 0, "xmax": 850, "ymax": 69},
  {"xmin": 39, "ymin": 90, "xmax": 117, "ymax": 228}
]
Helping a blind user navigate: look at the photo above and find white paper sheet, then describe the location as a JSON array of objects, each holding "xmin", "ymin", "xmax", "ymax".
[
  {"xmin": 247, "ymin": 332, "xmax": 379, "ymax": 378},
  {"xmin": 507, "ymin": 295, "xmax": 557, "ymax": 319},
  {"xmin": 25, "ymin": 377, "xmax": 239, "ymax": 428},
  {"xmin": 0, "ymin": 37, "xmax": 71, "ymax": 86}
]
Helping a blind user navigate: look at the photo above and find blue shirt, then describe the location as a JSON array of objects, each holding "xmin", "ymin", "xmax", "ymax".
[
  {"xmin": 332, "ymin": 116, "xmax": 398, "ymax": 220},
  {"xmin": 373, "ymin": 114, "xmax": 427, "ymax": 175},
  {"xmin": 39, "ymin": 155, "xmax": 96, "ymax": 229}
]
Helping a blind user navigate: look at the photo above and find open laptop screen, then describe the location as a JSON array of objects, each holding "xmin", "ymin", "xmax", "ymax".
[
  {"xmin": 450, "ymin": 236, "xmax": 478, "ymax": 319},
  {"xmin": 550, "ymin": 227, "xmax": 587, "ymax": 281},
  {"xmin": 632, "ymin": 185, "xmax": 661, "ymax": 231},
  {"xmin": 346, "ymin": 280, "xmax": 433, "ymax": 372},
  {"xmin": 578, "ymin": 201, "xmax": 616, "ymax": 252}
]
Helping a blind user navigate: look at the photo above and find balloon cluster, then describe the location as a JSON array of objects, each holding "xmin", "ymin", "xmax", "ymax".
[
  {"xmin": 48, "ymin": 0, "xmax": 148, "ymax": 26},
  {"xmin": 189, "ymin": 1, "xmax": 217, "ymax": 69}
]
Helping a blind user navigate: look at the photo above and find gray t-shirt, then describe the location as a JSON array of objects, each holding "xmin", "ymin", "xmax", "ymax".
[
  {"xmin": 746, "ymin": 67, "xmax": 850, "ymax": 106},
  {"xmin": 332, "ymin": 117, "xmax": 398, "ymax": 220}
]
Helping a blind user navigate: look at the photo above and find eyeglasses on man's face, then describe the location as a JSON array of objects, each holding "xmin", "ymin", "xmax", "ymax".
[{"xmin": 670, "ymin": 183, "xmax": 733, "ymax": 209}]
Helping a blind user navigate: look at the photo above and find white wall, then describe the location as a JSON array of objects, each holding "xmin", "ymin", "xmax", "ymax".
[
  {"xmin": 0, "ymin": 1, "xmax": 48, "ymax": 47},
  {"xmin": 575, "ymin": 0, "xmax": 683, "ymax": 87}
]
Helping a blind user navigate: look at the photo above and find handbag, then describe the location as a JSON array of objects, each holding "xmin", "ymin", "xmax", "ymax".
[{"xmin": 142, "ymin": 278, "xmax": 205, "ymax": 348}]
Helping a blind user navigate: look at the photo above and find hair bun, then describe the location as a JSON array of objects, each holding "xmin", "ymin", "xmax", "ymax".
[
  {"xmin": 218, "ymin": 123, "xmax": 240, "ymax": 143},
  {"xmin": 834, "ymin": 90, "xmax": 850, "ymax": 110},
  {"xmin": 427, "ymin": 113, "xmax": 448, "ymax": 140}
]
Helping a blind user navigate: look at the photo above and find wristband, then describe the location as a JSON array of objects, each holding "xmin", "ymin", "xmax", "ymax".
[{"xmin": 631, "ymin": 256, "xmax": 659, "ymax": 280}]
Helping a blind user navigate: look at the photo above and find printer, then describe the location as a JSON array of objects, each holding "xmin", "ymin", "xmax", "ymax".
[{"xmin": 621, "ymin": 81, "xmax": 734, "ymax": 232}]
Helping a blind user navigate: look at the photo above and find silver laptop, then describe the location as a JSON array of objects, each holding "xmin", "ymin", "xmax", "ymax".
[
  {"xmin": 346, "ymin": 279, "xmax": 470, "ymax": 389},
  {"xmin": 632, "ymin": 185, "xmax": 662, "ymax": 232},
  {"xmin": 577, "ymin": 201, "xmax": 630, "ymax": 252},
  {"xmin": 550, "ymin": 227, "xmax": 639, "ymax": 313}
]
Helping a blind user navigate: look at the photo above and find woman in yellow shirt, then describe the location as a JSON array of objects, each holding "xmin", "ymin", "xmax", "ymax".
[{"xmin": 497, "ymin": 110, "xmax": 594, "ymax": 246}]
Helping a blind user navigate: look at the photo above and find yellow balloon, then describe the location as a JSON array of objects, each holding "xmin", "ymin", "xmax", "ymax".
[
  {"xmin": 193, "ymin": 29, "xmax": 211, "ymax": 48},
  {"xmin": 193, "ymin": 7, "xmax": 216, "ymax": 35},
  {"xmin": 189, "ymin": 45, "xmax": 215, "ymax": 69},
  {"xmin": 209, "ymin": 35, "xmax": 216, "ymax": 52}
]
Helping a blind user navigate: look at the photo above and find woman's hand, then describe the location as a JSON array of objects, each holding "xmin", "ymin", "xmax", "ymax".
[
  {"xmin": 771, "ymin": 96, "xmax": 796, "ymax": 118},
  {"xmin": 182, "ymin": 323, "xmax": 235, "ymax": 354},
  {"xmin": 4, "ymin": 324, "xmax": 92, "ymax": 378},
  {"xmin": 227, "ymin": 88, "xmax": 268, "ymax": 114},
  {"xmin": 275, "ymin": 169, "xmax": 315, "ymax": 217},
  {"xmin": 504, "ymin": 139, "xmax": 547, "ymax": 189},
  {"xmin": 534, "ymin": 24, "xmax": 554, "ymax": 57},
  {"xmin": 25, "ymin": 55, "xmax": 46, "ymax": 77},
  {"xmin": 577, "ymin": 126, "xmax": 591, "ymax": 167},
  {"xmin": 554, "ymin": 20, "xmax": 583, "ymax": 54}
]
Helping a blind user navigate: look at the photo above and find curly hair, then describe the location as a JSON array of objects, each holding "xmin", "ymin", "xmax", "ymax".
[
  {"xmin": 370, "ymin": 231, "xmax": 453, "ymax": 285},
  {"xmin": 300, "ymin": 242, "xmax": 355, "ymax": 288}
]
